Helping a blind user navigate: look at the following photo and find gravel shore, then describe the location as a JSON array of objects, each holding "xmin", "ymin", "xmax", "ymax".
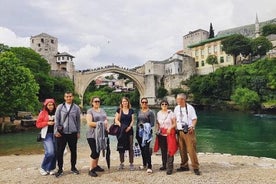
[{"xmin": 0, "ymin": 146, "xmax": 275, "ymax": 184}]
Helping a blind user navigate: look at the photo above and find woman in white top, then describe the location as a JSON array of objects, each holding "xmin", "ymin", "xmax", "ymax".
[{"xmin": 156, "ymin": 99, "xmax": 177, "ymax": 175}]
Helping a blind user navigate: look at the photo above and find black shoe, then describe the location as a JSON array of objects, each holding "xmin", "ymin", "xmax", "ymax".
[
  {"xmin": 95, "ymin": 165, "xmax": 104, "ymax": 172},
  {"xmin": 71, "ymin": 168, "xmax": 80, "ymax": 175},
  {"xmin": 166, "ymin": 170, "xmax": 172, "ymax": 175},
  {"xmin": 159, "ymin": 166, "xmax": 166, "ymax": 171},
  {"xmin": 176, "ymin": 167, "xmax": 189, "ymax": 172},
  {"xmin": 55, "ymin": 169, "xmax": 63, "ymax": 178},
  {"xmin": 88, "ymin": 170, "xmax": 98, "ymax": 177},
  {"xmin": 194, "ymin": 169, "xmax": 201, "ymax": 175}
]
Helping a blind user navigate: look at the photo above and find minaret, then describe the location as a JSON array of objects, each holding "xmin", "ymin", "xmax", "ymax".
[{"xmin": 255, "ymin": 14, "xmax": 260, "ymax": 38}]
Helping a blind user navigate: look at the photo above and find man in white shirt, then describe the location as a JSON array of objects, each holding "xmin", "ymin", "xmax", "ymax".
[{"xmin": 174, "ymin": 93, "xmax": 200, "ymax": 175}]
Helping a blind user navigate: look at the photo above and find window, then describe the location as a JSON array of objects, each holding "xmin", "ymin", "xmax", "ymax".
[
  {"xmin": 38, "ymin": 43, "xmax": 40, "ymax": 47},
  {"xmin": 195, "ymin": 50, "xmax": 199, "ymax": 56},
  {"xmin": 41, "ymin": 38, "xmax": 44, "ymax": 43},
  {"xmin": 58, "ymin": 57, "xmax": 60, "ymax": 61},
  {"xmin": 32, "ymin": 39, "xmax": 34, "ymax": 43},
  {"xmin": 51, "ymin": 39, "xmax": 54, "ymax": 44},
  {"xmin": 201, "ymin": 49, "xmax": 204, "ymax": 56},
  {"xmin": 62, "ymin": 56, "xmax": 64, "ymax": 60},
  {"xmin": 201, "ymin": 60, "xmax": 205, "ymax": 67},
  {"xmin": 208, "ymin": 47, "xmax": 212, "ymax": 54},
  {"xmin": 220, "ymin": 56, "xmax": 224, "ymax": 63},
  {"xmin": 67, "ymin": 56, "xmax": 69, "ymax": 60},
  {"xmin": 196, "ymin": 62, "xmax": 199, "ymax": 67},
  {"xmin": 214, "ymin": 45, "xmax": 218, "ymax": 53}
]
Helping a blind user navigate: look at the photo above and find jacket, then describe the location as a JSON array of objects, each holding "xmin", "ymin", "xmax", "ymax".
[
  {"xmin": 36, "ymin": 110, "xmax": 49, "ymax": 139},
  {"xmin": 54, "ymin": 103, "xmax": 81, "ymax": 134}
]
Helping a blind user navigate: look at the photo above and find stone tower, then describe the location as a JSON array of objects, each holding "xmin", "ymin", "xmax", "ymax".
[
  {"xmin": 255, "ymin": 14, "xmax": 260, "ymax": 38},
  {"xmin": 30, "ymin": 33, "xmax": 58, "ymax": 70}
]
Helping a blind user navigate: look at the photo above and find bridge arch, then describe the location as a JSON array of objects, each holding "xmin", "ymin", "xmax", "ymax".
[{"xmin": 74, "ymin": 66, "xmax": 146, "ymax": 106}]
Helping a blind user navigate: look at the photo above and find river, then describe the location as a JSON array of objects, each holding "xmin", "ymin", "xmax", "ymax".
[{"xmin": 0, "ymin": 106, "xmax": 275, "ymax": 158}]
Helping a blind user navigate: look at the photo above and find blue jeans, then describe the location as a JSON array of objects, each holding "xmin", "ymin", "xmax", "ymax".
[{"xmin": 41, "ymin": 133, "xmax": 56, "ymax": 171}]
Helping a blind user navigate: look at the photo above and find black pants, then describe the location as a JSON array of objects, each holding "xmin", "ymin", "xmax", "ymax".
[
  {"xmin": 137, "ymin": 136, "xmax": 152, "ymax": 169},
  {"xmin": 56, "ymin": 133, "xmax": 78, "ymax": 170},
  {"xmin": 158, "ymin": 135, "xmax": 174, "ymax": 171}
]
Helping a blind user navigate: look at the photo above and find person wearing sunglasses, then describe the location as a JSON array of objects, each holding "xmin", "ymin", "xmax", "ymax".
[
  {"xmin": 86, "ymin": 97, "xmax": 108, "ymax": 177},
  {"xmin": 156, "ymin": 100, "xmax": 177, "ymax": 175},
  {"xmin": 136, "ymin": 97, "xmax": 155, "ymax": 174}
]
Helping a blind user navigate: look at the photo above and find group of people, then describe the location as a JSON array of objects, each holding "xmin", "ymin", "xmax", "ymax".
[{"xmin": 36, "ymin": 92, "xmax": 200, "ymax": 179}]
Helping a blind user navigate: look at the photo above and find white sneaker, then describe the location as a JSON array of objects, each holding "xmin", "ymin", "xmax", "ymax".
[
  {"xmin": 129, "ymin": 164, "xmax": 135, "ymax": 171},
  {"xmin": 49, "ymin": 169, "xmax": 56, "ymax": 175},
  {"xmin": 139, "ymin": 165, "xmax": 145, "ymax": 170},
  {"xmin": 146, "ymin": 169, "xmax": 153, "ymax": 174},
  {"xmin": 39, "ymin": 168, "xmax": 48, "ymax": 176}
]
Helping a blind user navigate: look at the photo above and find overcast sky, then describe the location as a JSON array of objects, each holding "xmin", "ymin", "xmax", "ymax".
[{"xmin": 0, "ymin": 0, "xmax": 275, "ymax": 70}]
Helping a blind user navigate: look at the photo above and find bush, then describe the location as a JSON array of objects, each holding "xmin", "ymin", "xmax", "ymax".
[{"xmin": 231, "ymin": 88, "xmax": 260, "ymax": 110}]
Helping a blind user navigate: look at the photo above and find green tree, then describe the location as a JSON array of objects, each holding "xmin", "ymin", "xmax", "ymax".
[
  {"xmin": 206, "ymin": 55, "xmax": 218, "ymax": 72},
  {"xmin": 262, "ymin": 24, "xmax": 276, "ymax": 36},
  {"xmin": 251, "ymin": 36, "xmax": 273, "ymax": 56},
  {"xmin": 0, "ymin": 52, "xmax": 39, "ymax": 117},
  {"xmin": 208, "ymin": 23, "xmax": 214, "ymax": 39},
  {"xmin": 231, "ymin": 88, "xmax": 260, "ymax": 110},
  {"xmin": 0, "ymin": 44, "xmax": 10, "ymax": 53},
  {"xmin": 52, "ymin": 77, "xmax": 75, "ymax": 104},
  {"xmin": 157, "ymin": 87, "xmax": 168, "ymax": 99},
  {"xmin": 221, "ymin": 34, "xmax": 252, "ymax": 65},
  {"xmin": 10, "ymin": 47, "xmax": 53, "ymax": 101}
]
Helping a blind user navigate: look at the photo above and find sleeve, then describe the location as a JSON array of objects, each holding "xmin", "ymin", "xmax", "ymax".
[
  {"xmin": 149, "ymin": 110, "xmax": 155, "ymax": 127},
  {"xmin": 116, "ymin": 108, "xmax": 120, "ymax": 113},
  {"xmin": 36, "ymin": 111, "xmax": 48, "ymax": 128},
  {"xmin": 189, "ymin": 105, "xmax": 197, "ymax": 120},
  {"xmin": 54, "ymin": 105, "xmax": 61, "ymax": 134},
  {"xmin": 76, "ymin": 105, "xmax": 81, "ymax": 133},
  {"xmin": 130, "ymin": 108, "xmax": 134, "ymax": 115}
]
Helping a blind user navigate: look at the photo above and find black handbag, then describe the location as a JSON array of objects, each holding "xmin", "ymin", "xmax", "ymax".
[
  {"xmin": 36, "ymin": 133, "xmax": 42, "ymax": 142},
  {"xmin": 108, "ymin": 123, "xmax": 120, "ymax": 136}
]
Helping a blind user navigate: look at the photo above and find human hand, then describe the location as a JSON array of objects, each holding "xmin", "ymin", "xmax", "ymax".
[
  {"xmin": 55, "ymin": 132, "xmax": 61, "ymax": 137},
  {"xmin": 48, "ymin": 121, "xmax": 55, "ymax": 126}
]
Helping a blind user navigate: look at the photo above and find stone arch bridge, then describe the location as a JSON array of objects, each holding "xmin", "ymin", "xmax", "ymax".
[{"xmin": 74, "ymin": 65, "xmax": 156, "ymax": 106}]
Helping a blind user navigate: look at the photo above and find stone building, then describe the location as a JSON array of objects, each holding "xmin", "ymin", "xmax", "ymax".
[
  {"xmin": 188, "ymin": 35, "xmax": 234, "ymax": 75},
  {"xmin": 143, "ymin": 51, "xmax": 195, "ymax": 98},
  {"xmin": 183, "ymin": 29, "xmax": 209, "ymax": 56},
  {"xmin": 30, "ymin": 33, "xmax": 75, "ymax": 79}
]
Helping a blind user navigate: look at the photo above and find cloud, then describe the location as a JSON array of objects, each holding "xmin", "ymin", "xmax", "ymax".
[
  {"xmin": 72, "ymin": 44, "xmax": 101, "ymax": 69},
  {"xmin": 0, "ymin": 0, "xmax": 275, "ymax": 70},
  {"xmin": 0, "ymin": 27, "xmax": 29, "ymax": 47}
]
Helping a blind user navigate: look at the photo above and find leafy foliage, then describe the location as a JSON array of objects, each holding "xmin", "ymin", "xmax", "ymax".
[
  {"xmin": 206, "ymin": 55, "xmax": 218, "ymax": 72},
  {"xmin": 157, "ymin": 87, "xmax": 168, "ymax": 99},
  {"xmin": 208, "ymin": 23, "xmax": 214, "ymax": 39},
  {"xmin": 0, "ymin": 52, "xmax": 39, "ymax": 116},
  {"xmin": 221, "ymin": 34, "xmax": 252, "ymax": 64},
  {"xmin": 250, "ymin": 36, "xmax": 273, "ymax": 56},
  {"xmin": 187, "ymin": 58, "xmax": 276, "ymax": 110},
  {"xmin": 262, "ymin": 24, "xmax": 276, "ymax": 36},
  {"xmin": 231, "ymin": 88, "xmax": 260, "ymax": 110}
]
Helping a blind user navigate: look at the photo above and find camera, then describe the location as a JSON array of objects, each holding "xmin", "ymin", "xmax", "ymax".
[{"xmin": 182, "ymin": 124, "xmax": 189, "ymax": 134}]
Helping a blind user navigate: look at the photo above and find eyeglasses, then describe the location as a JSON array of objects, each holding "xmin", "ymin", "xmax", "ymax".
[
  {"xmin": 93, "ymin": 100, "xmax": 100, "ymax": 103},
  {"xmin": 65, "ymin": 96, "xmax": 72, "ymax": 98},
  {"xmin": 161, "ymin": 103, "xmax": 168, "ymax": 106},
  {"xmin": 141, "ymin": 101, "xmax": 148, "ymax": 104}
]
